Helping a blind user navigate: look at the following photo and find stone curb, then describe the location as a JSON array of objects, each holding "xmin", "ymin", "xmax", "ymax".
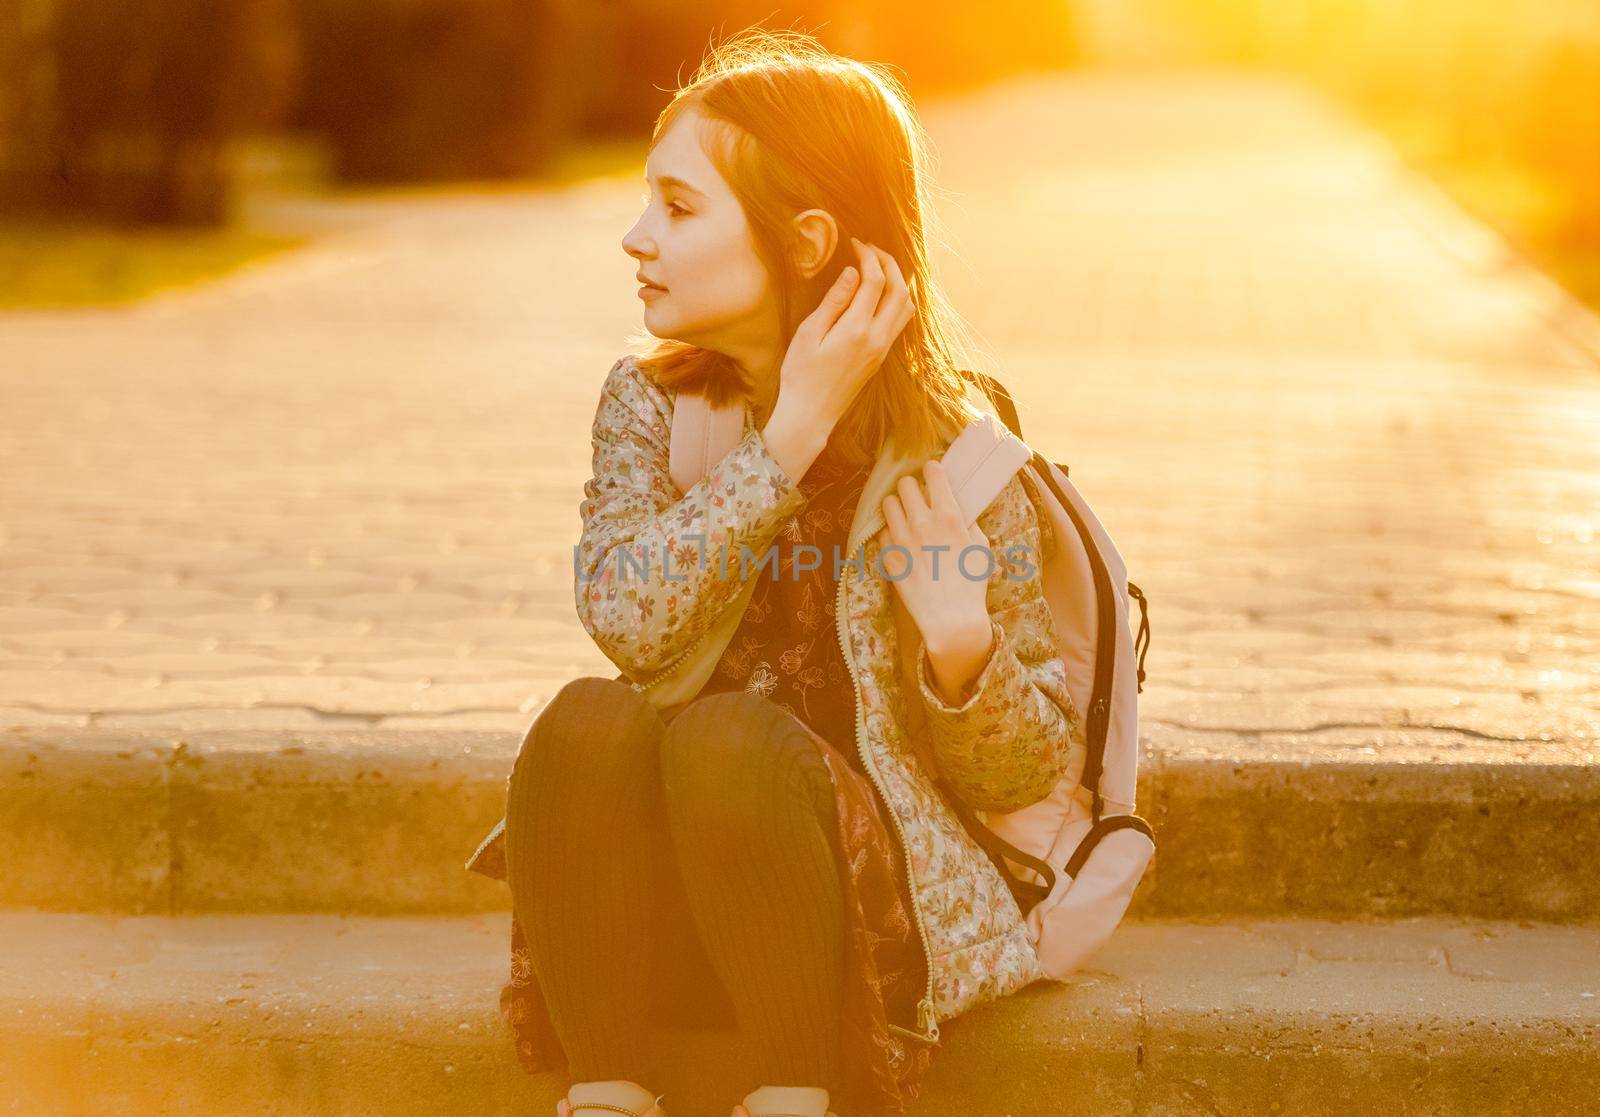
[
  {"xmin": 2, "ymin": 727, "xmax": 1595, "ymax": 921},
  {"xmin": 1, "ymin": 913, "xmax": 1594, "ymax": 1116}
]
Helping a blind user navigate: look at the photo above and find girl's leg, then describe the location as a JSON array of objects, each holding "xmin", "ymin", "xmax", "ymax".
[
  {"xmin": 503, "ymin": 675, "xmax": 674, "ymax": 1089},
  {"xmin": 658, "ymin": 690, "xmax": 848, "ymax": 1102},
  {"xmin": 645, "ymin": 828, "xmax": 741, "ymax": 1032}
]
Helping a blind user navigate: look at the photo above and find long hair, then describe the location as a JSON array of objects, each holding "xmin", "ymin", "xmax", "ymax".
[{"xmin": 626, "ymin": 27, "xmax": 990, "ymax": 468}]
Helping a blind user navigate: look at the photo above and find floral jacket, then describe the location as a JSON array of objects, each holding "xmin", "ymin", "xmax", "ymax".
[{"xmin": 469, "ymin": 353, "xmax": 1087, "ymax": 1046}]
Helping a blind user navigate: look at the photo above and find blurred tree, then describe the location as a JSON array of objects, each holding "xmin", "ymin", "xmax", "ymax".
[
  {"xmin": 579, "ymin": 0, "xmax": 1080, "ymax": 137},
  {"xmin": 834, "ymin": 0, "xmax": 1080, "ymax": 97},
  {"xmin": 0, "ymin": 0, "xmax": 299, "ymax": 225},
  {"xmin": 286, "ymin": 0, "xmax": 591, "ymax": 182}
]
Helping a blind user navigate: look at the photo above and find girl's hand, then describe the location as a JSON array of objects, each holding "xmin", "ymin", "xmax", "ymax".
[
  {"xmin": 774, "ymin": 237, "xmax": 913, "ymax": 429},
  {"xmin": 878, "ymin": 458, "xmax": 994, "ymax": 660}
]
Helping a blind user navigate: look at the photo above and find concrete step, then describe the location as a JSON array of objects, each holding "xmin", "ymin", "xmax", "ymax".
[
  {"xmin": 2, "ymin": 913, "xmax": 1595, "ymax": 1116},
  {"xmin": 3, "ymin": 726, "xmax": 1595, "ymax": 921}
]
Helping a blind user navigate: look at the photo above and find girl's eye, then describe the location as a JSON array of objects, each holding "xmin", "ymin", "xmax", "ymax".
[{"xmin": 639, "ymin": 193, "xmax": 688, "ymax": 218}]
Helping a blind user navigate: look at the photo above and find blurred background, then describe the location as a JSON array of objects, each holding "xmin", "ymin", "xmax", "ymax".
[
  {"xmin": 1, "ymin": 0, "xmax": 1596, "ymax": 313},
  {"xmin": 3, "ymin": 9, "xmax": 1599, "ymax": 1112}
]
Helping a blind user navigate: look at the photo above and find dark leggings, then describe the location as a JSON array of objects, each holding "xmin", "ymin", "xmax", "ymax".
[{"xmin": 503, "ymin": 675, "xmax": 848, "ymax": 1094}]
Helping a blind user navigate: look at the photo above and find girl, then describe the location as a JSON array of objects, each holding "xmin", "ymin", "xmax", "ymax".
[{"xmin": 467, "ymin": 27, "xmax": 1085, "ymax": 1117}]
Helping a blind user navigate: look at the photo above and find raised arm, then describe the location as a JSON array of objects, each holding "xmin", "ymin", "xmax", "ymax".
[
  {"xmin": 912, "ymin": 469, "xmax": 1086, "ymax": 813},
  {"xmin": 573, "ymin": 356, "xmax": 810, "ymax": 680}
]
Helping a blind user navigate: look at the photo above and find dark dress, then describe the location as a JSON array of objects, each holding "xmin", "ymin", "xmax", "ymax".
[
  {"xmin": 483, "ymin": 438, "xmax": 937, "ymax": 1115},
  {"xmin": 693, "ymin": 436, "xmax": 870, "ymax": 765}
]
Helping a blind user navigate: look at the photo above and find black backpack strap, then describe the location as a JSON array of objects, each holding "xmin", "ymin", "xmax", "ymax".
[
  {"xmin": 1127, "ymin": 581, "xmax": 1150, "ymax": 694},
  {"xmin": 936, "ymin": 774, "xmax": 1157, "ymax": 913},
  {"xmin": 960, "ymin": 369, "xmax": 1022, "ymax": 441},
  {"xmin": 933, "ymin": 775, "xmax": 1054, "ymax": 909},
  {"xmin": 1063, "ymin": 814, "xmax": 1155, "ymax": 878},
  {"xmin": 936, "ymin": 374, "xmax": 1159, "ymax": 909}
]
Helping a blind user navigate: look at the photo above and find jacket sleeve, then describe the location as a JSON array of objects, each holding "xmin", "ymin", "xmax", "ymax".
[
  {"xmin": 573, "ymin": 356, "xmax": 809, "ymax": 681},
  {"xmin": 910, "ymin": 468, "xmax": 1084, "ymax": 813}
]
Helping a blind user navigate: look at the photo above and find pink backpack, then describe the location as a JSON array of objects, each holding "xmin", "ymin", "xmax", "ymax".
[{"xmin": 670, "ymin": 370, "xmax": 1155, "ymax": 980}]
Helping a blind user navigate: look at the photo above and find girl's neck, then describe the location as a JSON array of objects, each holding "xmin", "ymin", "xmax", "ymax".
[
  {"xmin": 727, "ymin": 348, "xmax": 779, "ymax": 419},
  {"xmin": 746, "ymin": 371, "xmax": 790, "ymax": 434},
  {"xmin": 749, "ymin": 387, "xmax": 777, "ymax": 429}
]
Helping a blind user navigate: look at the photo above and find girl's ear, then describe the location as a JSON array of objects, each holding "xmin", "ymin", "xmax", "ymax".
[{"xmin": 789, "ymin": 208, "xmax": 843, "ymax": 280}]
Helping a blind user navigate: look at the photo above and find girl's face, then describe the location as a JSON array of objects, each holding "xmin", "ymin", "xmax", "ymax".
[{"xmin": 621, "ymin": 108, "xmax": 779, "ymax": 359}]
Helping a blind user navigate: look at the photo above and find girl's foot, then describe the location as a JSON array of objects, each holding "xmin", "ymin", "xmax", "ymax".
[{"xmin": 557, "ymin": 1079, "xmax": 666, "ymax": 1117}]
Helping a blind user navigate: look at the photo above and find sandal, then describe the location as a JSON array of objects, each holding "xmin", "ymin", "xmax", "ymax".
[
  {"xmin": 557, "ymin": 1087, "xmax": 667, "ymax": 1117},
  {"xmin": 731, "ymin": 1100, "xmax": 838, "ymax": 1117}
]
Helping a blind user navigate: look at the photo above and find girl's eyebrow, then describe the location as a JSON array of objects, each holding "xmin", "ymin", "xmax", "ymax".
[{"xmin": 644, "ymin": 173, "xmax": 707, "ymax": 200}]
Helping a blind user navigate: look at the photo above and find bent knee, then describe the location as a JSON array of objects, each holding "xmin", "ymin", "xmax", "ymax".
[
  {"xmin": 511, "ymin": 675, "xmax": 659, "ymax": 784},
  {"xmin": 660, "ymin": 692, "xmax": 834, "ymax": 824},
  {"xmin": 660, "ymin": 691, "xmax": 779, "ymax": 766}
]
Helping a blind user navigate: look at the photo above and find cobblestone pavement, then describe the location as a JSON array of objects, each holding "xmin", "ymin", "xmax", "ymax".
[{"xmin": 2, "ymin": 70, "xmax": 1596, "ymax": 758}]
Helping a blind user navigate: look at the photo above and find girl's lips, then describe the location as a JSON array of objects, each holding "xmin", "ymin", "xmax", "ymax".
[{"xmin": 638, "ymin": 284, "xmax": 667, "ymax": 299}]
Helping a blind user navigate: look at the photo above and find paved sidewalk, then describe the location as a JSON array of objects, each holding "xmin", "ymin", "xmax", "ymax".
[
  {"xmin": 1, "ymin": 70, "xmax": 1596, "ymax": 759},
  {"xmin": 4, "ymin": 912, "xmax": 1597, "ymax": 1114}
]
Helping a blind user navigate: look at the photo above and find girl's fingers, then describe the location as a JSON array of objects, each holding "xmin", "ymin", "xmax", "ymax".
[
  {"xmin": 879, "ymin": 243, "xmax": 907, "ymax": 288},
  {"xmin": 834, "ymin": 237, "xmax": 887, "ymax": 336},
  {"xmin": 877, "ymin": 247, "xmax": 908, "ymax": 311},
  {"xmin": 868, "ymin": 243, "xmax": 905, "ymax": 316},
  {"xmin": 811, "ymin": 261, "xmax": 861, "ymax": 337},
  {"xmin": 867, "ymin": 245, "xmax": 911, "ymax": 348},
  {"xmin": 882, "ymin": 492, "xmax": 906, "ymax": 540},
  {"xmin": 923, "ymin": 459, "xmax": 961, "ymax": 522},
  {"xmin": 879, "ymin": 496, "xmax": 911, "ymax": 578},
  {"xmin": 896, "ymin": 471, "xmax": 931, "ymax": 528}
]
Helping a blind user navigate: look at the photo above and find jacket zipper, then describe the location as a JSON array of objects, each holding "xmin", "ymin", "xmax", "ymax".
[
  {"xmin": 619, "ymin": 474, "xmax": 942, "ymax": 1041},
  {"xmin": 835, "ymin": 512, "xmax": 942, "ymax": 1045}
]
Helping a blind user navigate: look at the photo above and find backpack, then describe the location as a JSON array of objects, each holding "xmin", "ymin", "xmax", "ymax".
[{"xmin": 669, "ymin": 368, "xmax": 1155, "ymax": 981}]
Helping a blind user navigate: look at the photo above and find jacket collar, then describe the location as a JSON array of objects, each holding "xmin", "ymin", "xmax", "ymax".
[
  {"xmin": 741, "ymin": 381, "xmax": 991, "ymax": 561},
  {"xmin": 643, "ymin": 379, "xmax": 996, "ymax": 713}
]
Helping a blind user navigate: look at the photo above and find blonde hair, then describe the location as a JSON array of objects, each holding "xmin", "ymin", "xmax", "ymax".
[{"xmin": 626, "ymin": 27, "xmax": 989, "ymax": 467}]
